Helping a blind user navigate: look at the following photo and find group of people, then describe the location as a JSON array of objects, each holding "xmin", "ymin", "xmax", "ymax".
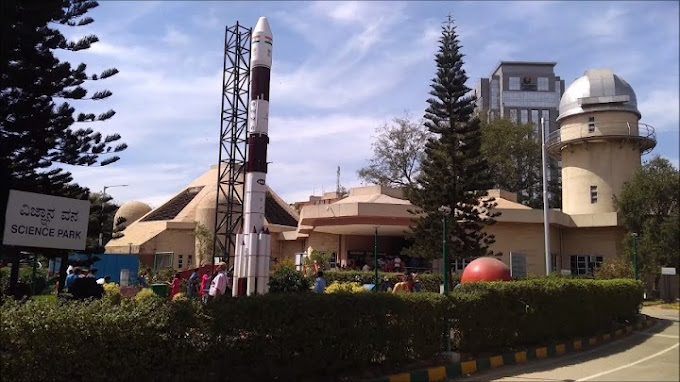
[
  {"xmin": 64, "ymin": 266, "xmax": 110, "ymax": 299},
  {"xmin": 168, "ymin": 262, "xmax": 232, "ymax": 302}
]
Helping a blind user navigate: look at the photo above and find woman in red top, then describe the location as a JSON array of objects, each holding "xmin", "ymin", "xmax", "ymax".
[
  {"xmin": 169, "ymin": 273, "xmax": 182, "ymax": 299},
  {"xmin": 199, "ymin": 269, "xmax": 212, "ymax": 296}
]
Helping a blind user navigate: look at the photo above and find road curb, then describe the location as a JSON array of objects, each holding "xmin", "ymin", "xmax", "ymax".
[{"xmin": 368, "ymin": 316, "xmax": 656, "ymax": 382}]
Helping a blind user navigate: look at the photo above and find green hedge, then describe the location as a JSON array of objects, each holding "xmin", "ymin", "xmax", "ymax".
[
  {"xmin": 451, "ymin": 278, "xmax": 643, "ymax": 353},
  {"xmin": 1, "ymin": 278, "xmax": 642, "ymax": 381}
]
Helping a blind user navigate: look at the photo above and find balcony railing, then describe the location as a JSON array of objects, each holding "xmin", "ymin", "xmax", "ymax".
[{"xmin": 546, "ymin": 122, "xmax": 656, "ymax": 155}]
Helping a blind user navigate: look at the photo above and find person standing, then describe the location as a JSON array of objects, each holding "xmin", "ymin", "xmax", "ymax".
[
  {"xmin": 208, "ymin": 262, "xmax": 228, "ymax": 301},
  {"xmin": 170, "ymin": 273, "xmax": 182, "ymax": 299},
  {"xmin": 313, "ymin": 271, "xmax": 326, "ymax": 294},
  {"xmin": 187, "ymin": 268, "xmax": 199, "ymax": 298}
]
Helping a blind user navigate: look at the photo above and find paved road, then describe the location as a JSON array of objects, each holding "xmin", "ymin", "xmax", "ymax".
[{"xmin": 453, "ymin": 307, "xmax": 679, "ymax": 382}]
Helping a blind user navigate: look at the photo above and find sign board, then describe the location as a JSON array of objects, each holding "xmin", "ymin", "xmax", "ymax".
[
  {"xmin": 2, "ymin": 190, "xmax": 90, "ymax": 250},
  {"xmin": 661, "ymin": 267, "xmax": 677, "ymax": 276}
]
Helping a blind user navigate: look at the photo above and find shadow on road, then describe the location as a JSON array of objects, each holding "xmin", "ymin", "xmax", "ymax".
[{"xmin": 456, "ymin": 318, "xmax": 676, "ymax": 381}]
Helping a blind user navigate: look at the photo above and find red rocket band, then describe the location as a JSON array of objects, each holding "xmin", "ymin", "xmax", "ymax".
[{"xmin": 233, "ymin": 17, "xmax": 273, "ymax": 296}]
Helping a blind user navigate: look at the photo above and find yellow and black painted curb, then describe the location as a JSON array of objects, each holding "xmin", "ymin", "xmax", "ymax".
[{"xmin": 369, "ymin": 316, "xmax": 656, "ymax": 382}]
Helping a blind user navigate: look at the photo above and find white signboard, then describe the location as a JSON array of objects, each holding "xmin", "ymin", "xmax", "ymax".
[
  {"xmin": 661, "ymin": 267, "xmax": 677, "ymax": 276},
  {"xmin": 2, "ymin": 190, "xmax": 90, "ymax": 250}
]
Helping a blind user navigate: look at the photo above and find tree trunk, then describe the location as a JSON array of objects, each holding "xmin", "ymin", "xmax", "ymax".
[
  {"xmin": 8, "ymin": 249, "xmax": 20, "ymax": 298},
  {"xmin": 57, "ymin": 253, "xmax": 68, "ymax": 293}
]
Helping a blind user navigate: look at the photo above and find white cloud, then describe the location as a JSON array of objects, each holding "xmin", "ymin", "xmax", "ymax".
[
  {"xmin": 638, "ymin": 89, "xmax": 680, "ymax": 132},
  {"xmin": 582, "ymin": 6, "xmax": 628, "ymax": 42},
  {"xmin": 162, "ymin": 27, "xmax": 191, "ymax": 46}
]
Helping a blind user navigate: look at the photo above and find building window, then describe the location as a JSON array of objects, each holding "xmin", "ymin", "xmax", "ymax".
[
  {"xmin": 509, "ymin": 77, "xmax": 520, "ymax": 90},
  {"xmin": 570, "ymin": 255, "xmax": 603, "ymax": 276},
  {"xmin": 188, "ymin": 255, "xmax": 193, "ymax": 268},
  {"xmin": 520, "ymin": 109, "xmax": 528, "ymax": 124},
  {"xmin": 531, "ymin": 110, "xmax": 539, "ymax": 136},
  {"xmin": 555, "ymin": 80, "xmax": 561, "ymax": 93},
  {"xmin": 542, "ymin": 110, "xmax": 550, "ymax": 133},
  {"xmin": 538, "ymin": 77, "xmax": 549, "ymax": 91},
  {"xmin": 509, "ymin": 109, "xmax": 518, "ymax": 123},
  {"xmin": 588, "ymin": 116, "xmax": 595, "ymax": 133},
  {"xmin": 590, "ymin": 185, "xmax": 598, "ymax": 203},
  {"xmin": 510, "ymin": 252, "xmax": 527, "ymax": 278},
  {"xmin": 178, "ymin": 254, "xmax": 184, "ymax": 269}
]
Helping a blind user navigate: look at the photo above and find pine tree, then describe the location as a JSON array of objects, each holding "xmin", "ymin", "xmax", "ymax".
[
  {"xmin": 1, "ymin": 0, "xmax": 126, "ymax": 294},
  {"xmin": 404, "ymin": 16, "xmax": 499, "ymax": 262},
  {"xmin": 0, "ymin": 0, "xmax": 126, "ymax": 234}
]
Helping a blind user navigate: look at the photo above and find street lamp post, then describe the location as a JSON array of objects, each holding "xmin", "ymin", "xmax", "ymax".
[
  {"xmin": 631, "ymin": 233, "xmax": 638, "ymax": 280},
  {"xmin": 100, "ymin": 184, "xmax": 128, "ymax": 247}
]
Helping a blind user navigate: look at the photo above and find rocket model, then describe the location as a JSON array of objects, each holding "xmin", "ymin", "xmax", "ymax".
[{"xmin": 233, "ymin": 17, "xmax": 273, "ymax": 296}]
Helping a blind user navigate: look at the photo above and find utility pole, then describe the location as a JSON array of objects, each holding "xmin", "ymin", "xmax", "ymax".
[
  {"xmin": 540, "ymin": 117, "xmax": 551, "ymax": 275},
  {"xmin": 100, "ymin": 184, "xmax": 128, "ymax": 247}
]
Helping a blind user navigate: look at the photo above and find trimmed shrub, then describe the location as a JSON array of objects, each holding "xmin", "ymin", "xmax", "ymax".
[
  {"xmin": 102, "ymin": 283, "xmax": 121, "ymax": 305},
  {"xmin": 324, "ymin": 270, "xmax": 444, "ymax": 292},
  {"xmin": 268, "ymin": 264, "xmax": 311, "ymax": 293},
  {"xmin": 325, "ymin": 281, "xmax": 370, "ymax": 294},
  {"xmin": 0, "ymin": 278, "xmax": 642, "ymax": 381},
  {"xmin": 451, "ymin": 278, "xmax": 643, "ymax": 353},
  {"xmin": 134, "ymin": 288, "xmax": 159, "ymax": 304}
]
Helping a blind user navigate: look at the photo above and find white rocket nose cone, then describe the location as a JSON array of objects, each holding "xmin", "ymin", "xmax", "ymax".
[{"xmin": 254, "ymin": 17, "xmax": 272, "ymax": 36}]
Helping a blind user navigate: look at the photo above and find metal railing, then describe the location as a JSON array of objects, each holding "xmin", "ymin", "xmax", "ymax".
[{"xmin": 546, "ymin": 122, "xmax": 656, "ymax": 154}]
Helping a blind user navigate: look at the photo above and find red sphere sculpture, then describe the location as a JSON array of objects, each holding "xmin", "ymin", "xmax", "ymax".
[{"xmin": 460, "ymin": 257, "xmax": 512, "ymax": 283}]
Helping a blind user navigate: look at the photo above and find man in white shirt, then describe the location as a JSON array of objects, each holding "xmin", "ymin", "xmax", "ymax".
[{"xmin": 208, "ymin": 262, "xmax": 228, "ymax": 300}]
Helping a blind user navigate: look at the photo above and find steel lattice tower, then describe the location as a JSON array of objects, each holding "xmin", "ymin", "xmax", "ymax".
[{"xmin": 213, "ymin": 22, "xmax": 251, "ymax": 267}]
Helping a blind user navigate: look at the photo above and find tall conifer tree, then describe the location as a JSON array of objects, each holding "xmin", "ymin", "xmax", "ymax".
[
  {"xmin": 405, "ymin": 16, "xmax": 499, "ymax": 261},
  {"xmin": 0, "ymin": 0, "xmax": 126, "ymax": 234}
]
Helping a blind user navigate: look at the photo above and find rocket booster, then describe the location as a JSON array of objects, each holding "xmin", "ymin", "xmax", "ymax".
[{"xmin": 233, "ymin": 17, "xmax": 273, "ymax": 296}]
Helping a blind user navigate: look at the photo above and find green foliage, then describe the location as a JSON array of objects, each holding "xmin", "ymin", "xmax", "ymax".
[
  {"xmin": 358, "ymin": 113, "xmax": 431, "ymax": 187},
  {"xmin": 324, "ymin": 281, "xmax": 370, "ymax": 294},
  {"xmin": 594, "ymin": 256, "xmax": 634, "ymax": 279},
  {"xmin": 405, "ymin": 17, "xmax": 499, "ymax": 261},
  {"xmin": 614, "ymin": 156, "xmax": 679, "ymax": 278},
  {"xmin": 134, "ymin": 288, "xmax": 160, "ymax": 304},
  {"xmin": 0, "ymin": 266, "xmax": 50, "ymax": 297},
  {"xmin": 480, "ymin": 118, "xmax": 561, "ymax": 208},
  {"xmin": 451, "ymin": 278, "xmax": 643, "ymax": 353},
  {"xmin": 1, "ymin": 0, "xmax": 126, "ymax": 238},
  {"xmin": 323, "ymin": 270, "xmax": 444, "ymax": 292},
  {"xmin": 86, "ymin": 192, "xmax": 120, "ymax": 252},
  {"xmin": 192, "ymin": 223, "xmax": 215, "ymax": 266},
  {"xmin": 102, "ymin": 282, "xmax": 121, "ymax": 305},
  {"xmin": 302, "ymin": 249, "xmax": 332, "ymax": 277},
  {"xmin": 150, "ymin": 267, "xmax": 175, "ymax": 283},
  {"xmin": 1, "ymin": 278, "xmax": 642, "ymax": 381},
  {"xmin": 268, "ymin": 263, "xmax": 311, "ymax": 293}
]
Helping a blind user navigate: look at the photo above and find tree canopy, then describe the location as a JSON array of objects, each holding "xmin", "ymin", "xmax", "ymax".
[
  {"xmin": 357, "ymin": 114, "xmax": 431, "ymax": 188},
  {"xmin": 614, "ymin": 156, "xmax": 679, "ymax": 278},
  {"xmin": 1, "ymin": 0, "xmax": 126, "ymax": 237},
  {"xmin": 480, "ymin": 117, "xmax": 561, "ymax": 208},
  {"xmin": 404, "ymin": 17, "xmax": 499, "ymax": 261}
]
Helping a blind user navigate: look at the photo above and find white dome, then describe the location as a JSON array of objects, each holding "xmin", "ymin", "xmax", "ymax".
[
  {"xmin": 114, "ymin": 201, "xmax": 151, "ymax": 229},
  {"xmin": 557, "ymin": 68, "xmax": 639, "ymax": 121}
]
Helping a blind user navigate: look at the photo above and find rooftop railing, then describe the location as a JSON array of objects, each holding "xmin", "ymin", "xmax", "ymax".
[{"xmin": 546, "ymin": 122, "xmax": 656, "ymax": 155}]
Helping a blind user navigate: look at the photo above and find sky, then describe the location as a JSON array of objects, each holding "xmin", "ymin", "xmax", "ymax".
[{"xmin": 55, "ymin": 1, "xmax": 679, "ymax": 208}]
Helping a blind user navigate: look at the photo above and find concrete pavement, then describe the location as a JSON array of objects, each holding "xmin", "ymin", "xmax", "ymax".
[{"xmin": 452, "ymin": 308, "xmax": 679, "ymax": 381}]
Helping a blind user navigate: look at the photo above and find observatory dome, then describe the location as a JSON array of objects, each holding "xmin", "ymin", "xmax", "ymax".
[
  {"xmin": 557, "ymin": 68, "xmax": 640, "ymax": 122},
  {"xmin": 114, "ymin": 201, "xmax": 152, "ymax": 229}
]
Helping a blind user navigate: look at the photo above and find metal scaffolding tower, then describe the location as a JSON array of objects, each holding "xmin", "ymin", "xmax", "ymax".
[{"xmin": 213, "ymin": 22, "xmax": 251, "ymax": 267}]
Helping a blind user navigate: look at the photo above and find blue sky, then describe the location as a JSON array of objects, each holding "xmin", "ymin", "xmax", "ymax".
[{"xmin": 56, "ymin": 1, "xmax": 679, "ymax": 207}]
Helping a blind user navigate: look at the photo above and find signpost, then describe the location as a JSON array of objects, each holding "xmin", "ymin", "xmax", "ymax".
[{"xmin": 2, "ymin": 190, "xmax": 90, "ymax": 250}]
